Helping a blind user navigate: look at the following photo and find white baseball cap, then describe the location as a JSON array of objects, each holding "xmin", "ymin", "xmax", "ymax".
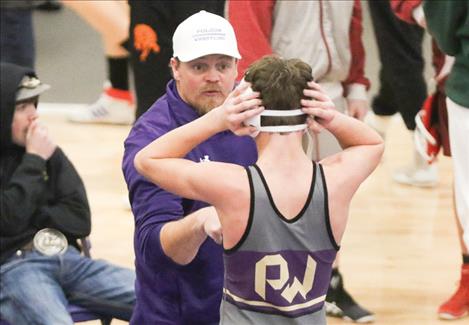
[{"xmin": 172, "ymin": 10, "xmax": 241, "ymax": 62}]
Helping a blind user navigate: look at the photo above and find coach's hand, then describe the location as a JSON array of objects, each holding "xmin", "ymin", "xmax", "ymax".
[
  {"xmin": 200, "ymin": 206, "xmax": 223, "ymax": 245},
  {"xmin": 213, "ymin": 81, "xmax": 264, "ymax": 136}
]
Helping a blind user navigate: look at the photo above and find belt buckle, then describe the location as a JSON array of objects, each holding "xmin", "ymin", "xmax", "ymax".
[{"xmin": 33, "ymin": 228, "xmax": 68, "ymax": 256}]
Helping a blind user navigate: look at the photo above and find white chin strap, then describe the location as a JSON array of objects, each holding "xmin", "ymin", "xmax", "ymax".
[{"xmin": 244, "ymin": 109, "xmax": 307, "ymax": 133}]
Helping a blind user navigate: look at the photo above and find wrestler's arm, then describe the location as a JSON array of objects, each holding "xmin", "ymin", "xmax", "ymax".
[
  {"xmin": 134, "ymin": 83, "xmax": 262, "ymax": 205},
  {"xmin": 302, "ymin": 81, "xmax": 384, "ymax": 241}
]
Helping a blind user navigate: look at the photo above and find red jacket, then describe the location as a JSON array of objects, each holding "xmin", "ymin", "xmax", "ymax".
[{"xmin": 227, "ymin": 0, "xmax": 369, "ymax": 102}]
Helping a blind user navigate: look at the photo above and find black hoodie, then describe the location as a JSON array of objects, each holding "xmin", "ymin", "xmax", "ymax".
[{"xmin": 0, "ymin": 63, "xmax": 91, "ymax": 264}]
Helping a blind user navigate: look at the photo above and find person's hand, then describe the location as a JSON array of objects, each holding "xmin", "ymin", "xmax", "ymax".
[
  {"xmin": 301, "ymin": 81, "xmax": 336, "ymax": 134},
  {"xmin": 199, "ymin": 206, "xmax": 223, "ymax": 244},
  {"xmin": 26, "ymin": 120, "xmax": 56, "ymax": 160},
  {"xmin": 213, "ymin": 81, "xmax": 264, "ymax": 136},
  {"xmin": 133, "ymin": 24, "xmax": 161, "ymax": 62},
  {"xmin": 346, "ymin": 98, "xmax": 368, "ymax": 121}
]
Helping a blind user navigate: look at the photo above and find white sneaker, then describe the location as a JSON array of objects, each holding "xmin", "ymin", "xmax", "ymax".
[
  {"xmin": 392, "ymin": 163, "xmax": 438, "ymax": 187},
  {"xmin": 68, "ymin": 89, "xmax": 135, "ymax": 125},
  {"xmin": 393, "ymin": 130, "xmax": 439, "ymax": 187}
]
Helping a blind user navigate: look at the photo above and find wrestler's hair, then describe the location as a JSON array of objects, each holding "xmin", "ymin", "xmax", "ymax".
[{"xmin": 244, "ymin": 55, "xmax": 313, "ymax": 126}]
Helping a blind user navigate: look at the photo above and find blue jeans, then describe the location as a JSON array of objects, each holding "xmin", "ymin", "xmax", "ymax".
[{"xmin": 0, "ymin": 246, "xmax": 135, "ymax": 325}]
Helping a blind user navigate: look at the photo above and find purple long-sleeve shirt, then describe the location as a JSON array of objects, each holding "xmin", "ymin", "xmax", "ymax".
[{"xmin": 122, "ymin": 80, "xmax": 257, "ymax": 324}]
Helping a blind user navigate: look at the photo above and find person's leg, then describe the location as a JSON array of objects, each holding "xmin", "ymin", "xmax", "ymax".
[
  {"xmin": 0, "ymin": 252, "xmax": 73, "ymax": 325},
  {"xmin": 368, "ymin": 0, "xmax": 426, "ymax": 131},
  {"xmin": 366, "ymin": 1, "xmax": 411, "ymax": 139},
  {"xmin": 324, "ymin": 247, "xmax": 374, "ymax": 323},
  {"xmin": 62, "ymin": 247, "xmax": 136, "ymax": 321},
  {"xmin": 325, "ymin": 265, "xmax": 374, "ymax": 323},
  {"xmin": 368, "ymin": 1, "xmax": 436, "ymax": 188},
  {"xmin": 0, "ymin": 8, "xmax": 35, "ymax": 68},
  {"xmin": 438, "ymin": 98, "xmax": 469, "ymax": 320},
  {"xmin": 130, "ymin": 44, "xmax": 172, "ymax": 119},
  {"xmin": 129, "ymin": 3, "xmax": 172, "ymax": 119},
  {"xmin": 365, "ymin": 69, "xmax": 397, "ymax": 139},
  {"xmin": 62, "ymin": 0, "xmax": 128, "ymax": 57},
  {"xmin": 447, "ymin": 102, "xmax": 469, "ymax": 251},
  {"xmin": 64, "ymin": 0, "xmax": 135, "ymax": 125}
]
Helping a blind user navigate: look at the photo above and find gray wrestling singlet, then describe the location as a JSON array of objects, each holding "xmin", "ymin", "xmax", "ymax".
[{"xmin": 221, "ymin": 163, "xmax": 340, "ymax": 324}]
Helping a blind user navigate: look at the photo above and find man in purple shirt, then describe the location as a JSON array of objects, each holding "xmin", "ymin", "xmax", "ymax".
[{"xmin": 122, "ymin": 11, "xmax": 257, "ymax": 324}]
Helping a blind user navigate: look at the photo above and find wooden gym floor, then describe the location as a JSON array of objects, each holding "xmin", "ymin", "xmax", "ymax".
[{"xmin": 37, "ymin": 107, "xmax": 465, "ymax": 325}]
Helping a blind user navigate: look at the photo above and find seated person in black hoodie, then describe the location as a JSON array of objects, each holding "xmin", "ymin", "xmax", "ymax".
[{"xmin": 0, "ymin": 62, "xmax": 136, "ymax": 325}]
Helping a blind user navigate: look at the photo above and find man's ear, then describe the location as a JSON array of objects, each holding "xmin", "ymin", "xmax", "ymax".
[{"xmin": 170, "ymin": 57, "xmax": 180, "ymax": 81}]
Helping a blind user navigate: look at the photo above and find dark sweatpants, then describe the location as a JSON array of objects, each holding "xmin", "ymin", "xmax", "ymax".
[
  {"xmin": 368, "ymin": 0, "xmax": 427, "ymax": 130},
  {"xmin": 0, "ymin": 8, "xmax": 35, "ymax": 69}
]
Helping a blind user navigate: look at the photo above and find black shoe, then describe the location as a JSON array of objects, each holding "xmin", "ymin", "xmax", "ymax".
[{"xmin": 326, "ymin": 269, "xmax": 375, "ymax": 323}]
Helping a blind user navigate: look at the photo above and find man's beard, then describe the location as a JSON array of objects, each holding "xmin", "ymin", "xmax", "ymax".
[{"xmin": 190, "ymin": 96, "xmax": 224, "ymax": 116}]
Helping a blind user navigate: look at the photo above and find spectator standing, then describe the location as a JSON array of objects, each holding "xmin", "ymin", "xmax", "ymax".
[
  {"xmin": 424, "ymin": 0, "xmax": 469, "ymax": 320},
  {"xmin": 367, "ymin": 0, "xmax": 437, "ymax": 187}
]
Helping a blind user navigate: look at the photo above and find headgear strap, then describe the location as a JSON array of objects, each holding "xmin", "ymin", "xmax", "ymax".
[
  {"xmin": 244, "ymin": 109, "xmax": 307, "ymax": 133},
  {"xmin": 238, "ymin": 79, "xmax": 307, "ymax": 134}
]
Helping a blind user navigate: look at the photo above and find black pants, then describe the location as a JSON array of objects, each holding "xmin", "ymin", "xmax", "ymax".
[
  {"xmin": 0, "ymin": 8, "xmax": 35, "ymax": 69},
  {"xmin": 368, "ymin": 1, "xmax": 427, "ymax": 130}
]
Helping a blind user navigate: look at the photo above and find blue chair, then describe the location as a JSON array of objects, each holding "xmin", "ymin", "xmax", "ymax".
[
  {"xmin": 0, "ymin": 238, "xmax": 113, "ymax": 325},
  {"xmin": 68, "ymin": 304, "xmax": 112, "ymax": 324}
]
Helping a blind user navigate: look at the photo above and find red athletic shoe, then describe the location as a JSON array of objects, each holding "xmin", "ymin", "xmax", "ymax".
[{"xmin": 438, "ymin": 265, "xmax": 469, "ymax": 320}]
